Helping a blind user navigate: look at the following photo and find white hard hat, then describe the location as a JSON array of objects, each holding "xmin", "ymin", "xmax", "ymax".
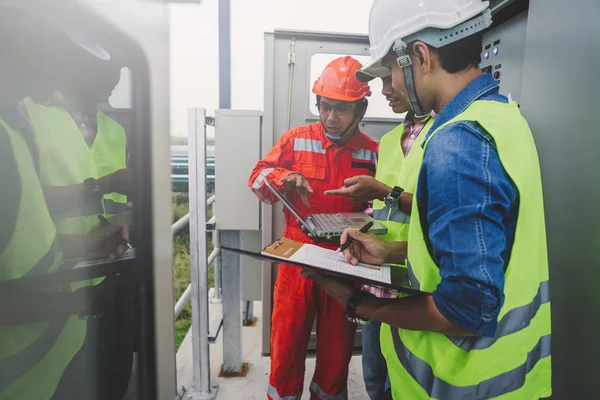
[{"xmin": 356, "ymin": 0, "xmax": 492, "ymax": 83}]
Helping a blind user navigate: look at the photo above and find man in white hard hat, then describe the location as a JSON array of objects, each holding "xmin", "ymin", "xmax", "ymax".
[
  {"xmin": 325, "ymin": 72, "xmax": 433, "ymax": 400},
  {"xmin": 302, "ymin": 1, "xmax": 552, "ymax": 399}
]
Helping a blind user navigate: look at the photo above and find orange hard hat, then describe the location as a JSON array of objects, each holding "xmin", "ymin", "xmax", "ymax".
[{"xmin": 312, "ymin": 56, "xmax": 371, "ymax": 102}]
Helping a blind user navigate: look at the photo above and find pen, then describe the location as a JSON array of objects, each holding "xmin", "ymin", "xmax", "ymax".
[
  {"xmin": 335, "ymin": 221, "xmax": 374, "ymax": 254},
  {"xmin": 98, "ymin": 215, "xmax": 133, "ymax": 249}
]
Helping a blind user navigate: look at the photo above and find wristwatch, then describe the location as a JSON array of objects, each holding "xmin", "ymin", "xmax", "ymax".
[
  {"xmin": 84, "ymin": 177, "xmax": 105, "ymax": 210},
  {"xmin": 84, "ymin": 177, "xmax": 103, "ymax": 194},
  {"xmin": 383, "ymin": 186, "xmax": 404, "ymax": 210},
  {"xmin": 345, "ymin": 292, "xmax": 370, "ymax": 325}
]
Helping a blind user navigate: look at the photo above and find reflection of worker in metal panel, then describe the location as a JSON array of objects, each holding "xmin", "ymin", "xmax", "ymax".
[
  {"xmin": 248, "ymin": 56, "xmax": 378, "ymax": 400},
  {"xmin": 0, "ymin": 118, "xmax": 129, "ymax": 400},
  {"xmin": 20, "ymin": 38, "xmax": 132, "ymax": 236},
  {"xmin": 0, "ymin": 116, "xmax": 88, "ymax": 400},
  {"xmin": 16, "ymin": 31, "xmax": 135, "ymax": 400},
  {"xmin": 327, "ymin": 69, "xmax": 434, "ymax": 399},
  {"xmin": 0, "ymin": 30, "xmax": 128, "ymax": 399},
  {"xmin": 305, "ymin": 1, "xmax": 552, "ymax": 399}
]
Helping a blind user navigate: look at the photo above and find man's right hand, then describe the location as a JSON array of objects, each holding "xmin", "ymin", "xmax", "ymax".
[
  {"xmin": 340, "ymin": 228, "xmax": 389, "ymax": 265},
  {"xmin": 325, "ymin": 176, "xmax": 391, "ymax": 203},
  {"xmin": 282, "ymin": 173, "xmax": 313, "ymax": 207},
  {"xmin": 85, "ymin": 223, "xmax": 130, "ymax": 261}
]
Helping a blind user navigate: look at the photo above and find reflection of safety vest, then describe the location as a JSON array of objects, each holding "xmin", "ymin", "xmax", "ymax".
[
  {"xmin": 23, "ymin": 97, "xmax": 127, "ymax": 235},
  {"xmin": 0, "ymin": 119, "xmax": 86, "ymax": 400},
  {"xmin": 382, "ymin": 101, "xmax": 551, "ymax": 399},
  {"xmin": 372, "ymin": 118, "xmax": 433, "ymax": 255}
]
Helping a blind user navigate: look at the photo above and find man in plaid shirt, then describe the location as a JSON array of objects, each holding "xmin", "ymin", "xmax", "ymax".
[{"xmin": 325, "ymin": 73, "xmax": 434, "ymax": 399}]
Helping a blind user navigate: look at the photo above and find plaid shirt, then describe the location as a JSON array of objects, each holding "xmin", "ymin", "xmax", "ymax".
[{"xmin": 362, "ymin": 113, "xmax": 433, "ymax": 298}]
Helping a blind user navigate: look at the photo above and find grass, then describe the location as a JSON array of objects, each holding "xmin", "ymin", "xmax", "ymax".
[
  {"xmin": 173, "ymin": 193, "xmax": 215, "ymax": 349},
  {"xmin": 171, "ymin": 136, "xmax": 188, "ymax": 145}
]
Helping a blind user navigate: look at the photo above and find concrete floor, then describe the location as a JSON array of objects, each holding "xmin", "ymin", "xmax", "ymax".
[{"xmin": 176, "ymin": 300, "xmax": 369, "ymax": 400}]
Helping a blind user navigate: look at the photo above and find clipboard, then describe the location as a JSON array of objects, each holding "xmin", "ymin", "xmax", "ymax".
[{"xmin": 221, "ymin": 238, "xmax": 428, "ymax": 296}]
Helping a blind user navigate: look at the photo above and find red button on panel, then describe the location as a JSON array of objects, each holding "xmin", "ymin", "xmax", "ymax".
[{"xmin": 493, "ymin": 71, "xmax": 501, "ymax": 79}]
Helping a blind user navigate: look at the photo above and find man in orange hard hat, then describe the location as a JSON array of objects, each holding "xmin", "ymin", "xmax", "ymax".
[{"xmin": 249, "ymin": 56, "xmax": 378, "ymax": 400}]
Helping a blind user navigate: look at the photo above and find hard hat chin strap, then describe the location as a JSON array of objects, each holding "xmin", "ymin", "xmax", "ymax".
[{"xmin": 394, "ymin": 47, "xmax": 429, "ymax": 119}]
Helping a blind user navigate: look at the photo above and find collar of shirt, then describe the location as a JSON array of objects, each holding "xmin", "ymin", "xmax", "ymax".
[
  {"xmin": 320, "ymin": 123, "xmax": 363, "ymax": 151},
  {"xmin": 425, "ymin": 74, "xmax": 499, "ymax": 142},
  {"xmin": 404, "ymin": 111, "xmax": 436, "ymax": 130}
]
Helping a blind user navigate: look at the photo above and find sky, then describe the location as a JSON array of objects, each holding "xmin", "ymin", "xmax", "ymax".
[{"xmin": 169, "ymin": 0, "xmax": 375, "ymax": 137}]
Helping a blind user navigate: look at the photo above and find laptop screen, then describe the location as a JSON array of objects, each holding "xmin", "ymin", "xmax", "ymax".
[{"xmin": 264, "ymin": 178, "xmax": 309, "ymax": 225}]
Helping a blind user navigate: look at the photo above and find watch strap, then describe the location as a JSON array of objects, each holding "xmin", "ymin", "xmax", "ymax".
[
  {"xmin": 390, "ymin": 186, "xmax": 404, "ymax": 199},
  {"xmin": 346, "ymin": 291, "xmax": 373, "ymax": 324}
]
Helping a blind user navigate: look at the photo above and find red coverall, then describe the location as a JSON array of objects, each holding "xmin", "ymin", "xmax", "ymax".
[{"xmin": 248, "ymin": 122, "xmax": 378, "ymax": 400}]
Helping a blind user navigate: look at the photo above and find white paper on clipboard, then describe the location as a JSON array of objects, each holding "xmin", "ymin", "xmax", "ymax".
[
  {"xmin": 262, "ymin": 239, "xmax": 391, "ymax": 285},
  {"xmin": 72, "ymin": 248, "xmax": 136, "ymax": 269}
]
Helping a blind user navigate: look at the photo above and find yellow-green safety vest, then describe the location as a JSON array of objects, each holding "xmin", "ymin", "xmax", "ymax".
[
  {"xmin": 0, "ymin": 119, "xmax": 86, "ymax": 400},
  {"xmin": 23, "ymin": 97, "xmax": 128, "ymax": 235},
  {"xmin": 372, "ymin": 118, "xmax": 434, "ymax": 249},
  {"xmin": 381, "ymin": 100, "xmax": 551, "ymax": 399}
]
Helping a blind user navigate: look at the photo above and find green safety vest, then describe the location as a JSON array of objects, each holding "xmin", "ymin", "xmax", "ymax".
[
  {"xmin": 23, "ymin": 98, "xmax": 128, "ymax": 235},
  {"xmin": 372, "ymin": 118, "xmax": 434, "ymax": 248},
  {"xmin": 381, "ymin": 101, "xmax": 552, "ymax": 399},
  {"xmin": 0, "ymin": 119, "xmax": 86, "ymax": 400}
]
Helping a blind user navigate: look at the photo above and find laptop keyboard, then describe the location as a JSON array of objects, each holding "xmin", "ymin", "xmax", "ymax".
[{"xmin": 311, "ymin": 213, "xmax": 349, "ymax": 233}]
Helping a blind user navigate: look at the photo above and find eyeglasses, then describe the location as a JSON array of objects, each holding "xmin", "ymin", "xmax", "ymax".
[{"xmin": 318, "ymin": 102, "xmax": 356, "ymax": 116}]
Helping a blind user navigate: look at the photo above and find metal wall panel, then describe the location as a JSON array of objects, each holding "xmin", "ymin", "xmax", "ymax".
[
  {"xmin": 215, "ymin": 110, "xmax": 262, "ymax": 231},
  {"xmin": 519, "ymin": 0, "xmax": 600, "ymax": 397},
  {"xmin": 481, "ymin": 10, "xmax": 528, "ymax": 103}
]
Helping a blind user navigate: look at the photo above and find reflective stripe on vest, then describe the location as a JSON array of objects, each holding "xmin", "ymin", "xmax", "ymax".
[
  {"xmin": 293, "ymin": 138, "xmax": 326, "ymax": 154},
  {"xmin": 22, "ymin": 239, "xmax": 58, "ymax": 278},
  {"xmin": 103, "ymin": 198, "xmax": 128, "ymax": 215},
  {"xmin": 0, "ymin": 119, "xmax": 86, "ymax": 399},
  {"xmin": 0, "ymin": 318, "xmax": 68, "ymax": 390},
  {"xmin": 409, "ymin": 261, "xmax": 551, "ymax": 351},
  {"xmin": 446, "ymin": 280, "xmax": 550, "ymax": 351},
  {"xmin": 390, "ymin": 326, "xmax": 551, "ymax": 399},
  {"xmin": 383, "ymin": 100, "xmax": 552, "ymax": 399}
]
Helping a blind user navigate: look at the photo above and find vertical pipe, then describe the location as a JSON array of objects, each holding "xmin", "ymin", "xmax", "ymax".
[
  {"xmin": 218, "ymin": 0, "xmax": 231, "ymax": 109},
  {"xmin": 212, "ymin": 216, "xmax": 221, "ymax": 301},
  {"xmin": 187, "ymin": 108, "xmax": 211, "ymax": 394},
  {"xmin": 220, "ymin": 230, "xmax": 243, "ymax": 373}
]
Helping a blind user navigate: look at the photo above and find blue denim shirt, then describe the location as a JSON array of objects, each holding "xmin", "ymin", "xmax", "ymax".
[{"xmin": 417, "ymin": 74, "xmax": 518, "ymax": 337}]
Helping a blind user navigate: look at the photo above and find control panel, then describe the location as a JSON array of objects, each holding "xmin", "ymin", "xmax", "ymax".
[{"xmin": 480, "ymin": 10, "xmax": 528, "ymax": 103}]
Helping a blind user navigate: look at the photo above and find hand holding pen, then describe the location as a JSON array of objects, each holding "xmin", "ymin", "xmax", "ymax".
[{"xmin": 335, "ymin": 221, "xmax": 374, "ymax": 254}]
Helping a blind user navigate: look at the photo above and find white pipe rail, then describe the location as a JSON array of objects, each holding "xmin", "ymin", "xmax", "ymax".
[
  {"xmin": 171, "ymin": 197, "xmax": 220, "ymax": 320},
  {"xmin": 171, "ymin": 213, "xmax": 190, "ymax": 236}
]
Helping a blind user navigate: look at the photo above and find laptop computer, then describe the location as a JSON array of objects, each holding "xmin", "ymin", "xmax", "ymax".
[{"xmin": 264, "ymin": 178, "xmax": 388, "ymax": 238}]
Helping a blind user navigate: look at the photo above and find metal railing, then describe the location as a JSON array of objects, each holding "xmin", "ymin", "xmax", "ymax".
[
  {"xmin": 179, "ymin": 108, "xmax": 219, "ymax": 399},
  {"xmin": 172, "ymin": 108, "xmax": 244, "ymax": 399},
  {"xmin": 173, "ymin": 195, "xmax": 221, "ymax": 320}
]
